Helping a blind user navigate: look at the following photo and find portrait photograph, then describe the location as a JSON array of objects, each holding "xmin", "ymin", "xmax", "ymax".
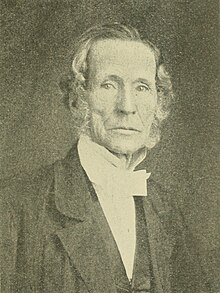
[{"xmin": 1, "ymin": 1, "xmax": 219, "ymax": 292}]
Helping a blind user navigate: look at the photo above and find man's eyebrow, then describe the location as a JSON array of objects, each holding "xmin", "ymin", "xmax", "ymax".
[
  {"xmin": 102, "ymin": 75, "xmax": 122, "ymax": 83},
  {"xmin": 101, "ymin": 76, "xmax": 154, "ymax": 86},
  {"xmin": 134, "ymin": 78, "xmax": 152, "ymax": 85}
]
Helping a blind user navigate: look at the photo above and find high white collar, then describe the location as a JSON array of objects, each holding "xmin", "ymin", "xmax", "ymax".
[{"xmin": 77, "ymin": 134, "xmax": 151, "ymax": 197}]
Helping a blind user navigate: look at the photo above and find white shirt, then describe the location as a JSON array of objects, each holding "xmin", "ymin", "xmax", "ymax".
[{"xmin": 77, "ymin": 135, "xmax": 150, "ymax": 280}]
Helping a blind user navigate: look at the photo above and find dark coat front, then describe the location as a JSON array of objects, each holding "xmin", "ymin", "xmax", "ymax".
[{"xmin": 1, "ymin": 145, "xmax": 210, "ymax": 293}]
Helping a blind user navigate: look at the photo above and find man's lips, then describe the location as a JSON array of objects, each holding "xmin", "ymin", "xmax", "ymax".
[{"xmin": 108, "ymin": 127, "xmax": 141, "ymax": 134}]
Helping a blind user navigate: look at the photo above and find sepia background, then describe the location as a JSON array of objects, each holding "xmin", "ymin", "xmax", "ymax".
[{"xmin": 1, "ymin": 0, "xmax": 219, "ymax": 289}]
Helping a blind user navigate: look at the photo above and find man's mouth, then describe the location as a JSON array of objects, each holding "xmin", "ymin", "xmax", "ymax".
[{"xmin": 109, "ymin": 127, "xmax": 141, "ymax": 134}]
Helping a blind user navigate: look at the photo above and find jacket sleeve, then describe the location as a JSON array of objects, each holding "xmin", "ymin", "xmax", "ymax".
[
  {"xmin": 0, "ymin": 185, "xmax": 19, "ymax": 292},
  {"xmin": 170, "ymin": 198, "xmax": 212, "ymax": 293}
]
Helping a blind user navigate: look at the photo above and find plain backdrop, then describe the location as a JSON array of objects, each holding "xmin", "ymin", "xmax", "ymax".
[{"xmin": 1, "ymin": 0, "xmax": 219, "ymax": 289}]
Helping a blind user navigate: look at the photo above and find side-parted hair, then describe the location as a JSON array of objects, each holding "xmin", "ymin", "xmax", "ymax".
[{"xmin": 59, "ymin": 23, "xmax": 174, "ymax": 148}]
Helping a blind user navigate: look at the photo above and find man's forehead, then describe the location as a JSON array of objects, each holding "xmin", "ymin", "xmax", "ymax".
[{"xmin": 88, "ymin": 39, "xmax": 156, "ymax": 69}]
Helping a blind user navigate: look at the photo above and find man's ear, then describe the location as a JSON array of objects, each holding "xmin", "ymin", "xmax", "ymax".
[
  {"xmin": 69, "ymin": 85, "xmax": 87, "ymax": 115},
  {"xmin": 69, "ymin": 97, "xmax": 77, "ymax": 118}
]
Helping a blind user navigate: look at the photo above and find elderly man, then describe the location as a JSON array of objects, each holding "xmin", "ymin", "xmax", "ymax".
[{"xmin": 1, "ymin": 24, "xmax": 209, "ymax": 293}]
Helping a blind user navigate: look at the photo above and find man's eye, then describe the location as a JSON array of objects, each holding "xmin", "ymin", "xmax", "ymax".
[
  {"xmin": 101, "ymin": 83, "xmax": 116, "ymax": 90},
  {"xmin": 136, "ymin": 85, "xmax": 150, "ymax": 92}
]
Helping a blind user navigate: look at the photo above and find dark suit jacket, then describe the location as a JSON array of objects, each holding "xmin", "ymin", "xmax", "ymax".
[{"xmin": 0, "ymin": 144, "xmax": 210, "ymax": 293}]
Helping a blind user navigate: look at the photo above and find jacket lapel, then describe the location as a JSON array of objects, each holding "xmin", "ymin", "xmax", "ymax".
[
  {"xmin": 52, "ymin": 144, "xmax": 175, "ymax": 293},
  {"xmin": 142, "ymin": 178, "xmax": 174, "ymax": 293},
  {"xmin": 53, "ymin": 145, "xmax": 117, "ymax": 293}
]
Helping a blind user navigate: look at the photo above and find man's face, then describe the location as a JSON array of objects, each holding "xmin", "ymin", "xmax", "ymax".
[{"xmin": 84, "ymin": 39, "xmax": 158, "ymax": 155}]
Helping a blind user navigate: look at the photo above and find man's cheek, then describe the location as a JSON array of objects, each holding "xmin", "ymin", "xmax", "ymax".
[
  {"xmin": 144, "ymin": 102, "xmax": 156, "ymax": 117},
  {"xmin": 90, "ymin": 101, "xmax": 114, "ymax": 117},
  {"xmin": 139, "ymin": 106, "xmax": 154, "ymax": 120}
]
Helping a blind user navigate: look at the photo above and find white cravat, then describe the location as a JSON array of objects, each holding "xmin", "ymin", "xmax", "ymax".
[{"xmin": 78, "ymin": 135, "xmax": 151, "ymax": 280}]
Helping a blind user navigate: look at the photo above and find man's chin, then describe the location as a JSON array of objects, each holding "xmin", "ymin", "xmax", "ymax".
[
  {"xmin": 87, "ymin": 130, "xmax": 147, "ymax": 155},
  {"xmin": 103, "ymin": 139, "xmax": 145, "ymax": 156}
]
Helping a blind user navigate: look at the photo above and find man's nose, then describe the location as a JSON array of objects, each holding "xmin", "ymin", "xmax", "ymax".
[{"xmin": 117, "ymin": 87, "xmax": 136, "ymax": 114}]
